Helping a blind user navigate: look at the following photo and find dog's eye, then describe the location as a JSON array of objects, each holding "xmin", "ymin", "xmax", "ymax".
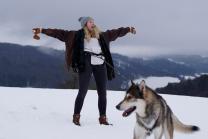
[{"xmin": 127, "ymin": 96, "xmax": 132, "ymax": 100}]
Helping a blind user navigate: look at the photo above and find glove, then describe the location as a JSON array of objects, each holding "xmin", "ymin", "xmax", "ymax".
[
  {"xmin": 32, "ymin": 28, "xmax": 41, "ymax": 34},
  {"xmin": 32, "ymin": 28, "xmax": 41, "ymax": 40},
  {"xmin": 129, "ymin": 27, "xmax": 136, "ymax": 34},
  {"xmin": 33, "ymin": 34, "xmax": 40, "ymax": 40}
]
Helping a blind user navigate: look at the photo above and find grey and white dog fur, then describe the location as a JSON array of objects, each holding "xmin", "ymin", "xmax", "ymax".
[{"xmin": 116, "ymin": 80, "xmax": 199, "ymax": 139}]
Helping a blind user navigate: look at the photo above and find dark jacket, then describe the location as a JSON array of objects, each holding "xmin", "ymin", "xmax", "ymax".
[{"xmin": 42, "ymin": 27, "xmax": 130, "ymax": 80}]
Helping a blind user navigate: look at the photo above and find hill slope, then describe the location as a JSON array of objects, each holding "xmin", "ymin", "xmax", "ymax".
[{"xmin": 156, "ymin": 75, "xmax": 208, "ymax": 97}]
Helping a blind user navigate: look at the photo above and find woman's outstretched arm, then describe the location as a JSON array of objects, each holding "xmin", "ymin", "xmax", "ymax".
[
  {"xmin": 32, "ymin": 28, "xmax": 73, "ymax": 42},
  {"xmin": 102, "ymin": 27, "xmax": 136, "ymax": 42}
]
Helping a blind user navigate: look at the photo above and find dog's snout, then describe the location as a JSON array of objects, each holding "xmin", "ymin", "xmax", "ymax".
[{"xmin": 116, "ymin": 104, "xmax": 120, "ymax": 110}]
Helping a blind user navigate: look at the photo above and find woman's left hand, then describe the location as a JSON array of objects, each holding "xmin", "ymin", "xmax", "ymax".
[{"xmin": 129, "ymin": 27, "xmax": 136, "ymax": 34}]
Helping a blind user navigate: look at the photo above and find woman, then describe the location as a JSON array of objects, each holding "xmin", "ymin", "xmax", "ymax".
[{"xmin": 33, "ymin": 16, "xmax": 136, "ymax": 126}]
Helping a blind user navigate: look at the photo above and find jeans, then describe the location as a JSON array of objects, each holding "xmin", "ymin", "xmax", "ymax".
[{"xmin": 73, "ymin": 53, "xmax": 107, "ymax": 116}]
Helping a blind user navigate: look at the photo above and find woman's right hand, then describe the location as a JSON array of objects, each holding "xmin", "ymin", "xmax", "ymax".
[{"xmin": 32, "ymin": 28, "xmax": 41, "ymax": 40}]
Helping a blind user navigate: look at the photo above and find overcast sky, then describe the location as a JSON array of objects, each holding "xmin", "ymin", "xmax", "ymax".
[{"xmin": 0, "ymin": 0, "xmax": 208, "ymax": 57}]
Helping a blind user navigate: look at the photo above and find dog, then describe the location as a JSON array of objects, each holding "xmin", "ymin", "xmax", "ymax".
[{"xmin": 116, "ymin": 80, "xmax": 199, "ymax": 139}]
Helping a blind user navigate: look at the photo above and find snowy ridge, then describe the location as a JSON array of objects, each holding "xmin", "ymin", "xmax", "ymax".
[
  {"xmin": 180, "ymin": 73, "xmax": 208, "ymax": 80},
  {"xmin": 167, "ymin": 58, "xmax": 187, "ymax": 65}
]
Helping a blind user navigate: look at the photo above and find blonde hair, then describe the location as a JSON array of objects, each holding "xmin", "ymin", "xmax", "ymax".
[{"xmin": 83, "ymin": 26, "xmax": 101, "ymax": 42}]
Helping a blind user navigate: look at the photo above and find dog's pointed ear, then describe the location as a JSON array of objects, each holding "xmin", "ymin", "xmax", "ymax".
[
  {"xmin": 131, "ymin": 80, "xmax": 135, "ymax": 85},
  {"xmin": 139, "ymin": 80, "xmax": 146, "ymax": 91}
]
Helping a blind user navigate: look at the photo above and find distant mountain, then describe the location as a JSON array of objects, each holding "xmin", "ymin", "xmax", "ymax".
[
  {"xmin": 109, "ymin": 54, "xmax": 196, "ymax": 89},
  {"xmin": 0, "ymin": 42, "xmax": 70, "ymax": 88},
  {"xmin": 163, "ymin": 55, "xmax": 208, "ymax": 74},
  {"xmin": 156, "ymin": 75, "xmax": 208, "ymax": 97},
  {"xmin": 1, "ymin": 42, "xmax": 208, "ymax": 90}
]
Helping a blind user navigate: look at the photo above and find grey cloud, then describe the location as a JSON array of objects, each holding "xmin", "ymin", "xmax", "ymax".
[{"xmin": 0, "ymin": 0, "xmax": 208, "ymax": 57}]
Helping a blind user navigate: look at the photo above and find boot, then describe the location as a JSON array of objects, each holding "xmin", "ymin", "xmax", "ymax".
[
  {"xmin": 73, "ymin": 114, "xmax": 81, "ymax": 126},
  {"xmin": 99, "ymin": 115, "xmax": 113, "ymax": 125}
]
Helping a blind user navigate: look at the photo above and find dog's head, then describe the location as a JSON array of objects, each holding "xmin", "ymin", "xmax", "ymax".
[{"xmin": 116, "ymin": 80, "xmax": 147, "ymax": 117}]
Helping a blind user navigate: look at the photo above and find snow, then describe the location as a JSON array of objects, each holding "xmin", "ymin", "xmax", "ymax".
[
  {"xmin": 167, "ymin": 58, "xmax": 186, "ymax": 65},
  {"xmin": 0, "ymin": 86, "xmax": 207, "ymax": 139},
  {"xmin": 180, "ymin": 75, "xmax": 196, "ymax": 80},
  {"xmin": 195, "ymin": 73, "xmax": 208, "ymax": 77},
  {"xmin": 180, "ymin": 73, "xmax": 208, "ymax": 80},
  {"xmin": 115, "ymin": 59, "xmax": 127, "ymax": 69},
  {"xmin": 134, "ymin": 76, "xmax": 180, "ymax": 89}
]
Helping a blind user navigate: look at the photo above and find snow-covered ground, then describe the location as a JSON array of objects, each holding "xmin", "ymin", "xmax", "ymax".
[{"xmin": 0, "ymin": 86, "xmax": 207, "ymax": 139}]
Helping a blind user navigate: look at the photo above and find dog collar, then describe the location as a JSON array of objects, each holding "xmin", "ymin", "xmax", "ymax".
[{"xmin": 136, "ymin": 114, "xmax": 159, "ymax": 136}]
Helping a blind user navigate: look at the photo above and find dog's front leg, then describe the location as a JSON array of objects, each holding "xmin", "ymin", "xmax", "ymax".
[
  {"xmin": 133, "ymin": 124, "xmax": 147, "ymax": 139},
  {"xmin": 153, "ymin": 125, "xmax": 163, "ymax": 139}
]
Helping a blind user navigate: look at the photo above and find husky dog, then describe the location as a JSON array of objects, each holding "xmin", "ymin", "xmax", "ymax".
[{"xmin": 116, "ymin": 80, "xmax": 199, "ymax": 139}]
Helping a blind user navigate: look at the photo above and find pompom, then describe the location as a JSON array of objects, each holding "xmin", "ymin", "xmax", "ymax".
[{"xmin": 78, "ymin": 17, "xmax": 83, "ymax": 22}]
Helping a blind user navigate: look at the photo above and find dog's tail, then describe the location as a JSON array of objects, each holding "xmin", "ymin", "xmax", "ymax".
[{"xmin": 172, "ymin": 114, "xmax": 200, "ymax": 133}]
